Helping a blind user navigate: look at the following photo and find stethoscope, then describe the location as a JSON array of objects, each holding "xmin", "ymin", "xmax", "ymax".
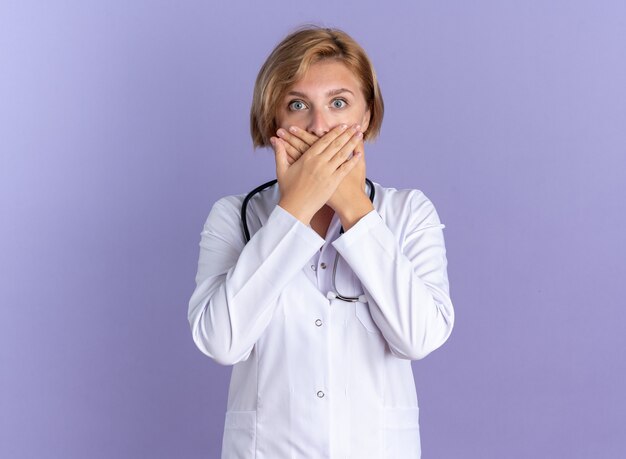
[{"xmin": 241, "ymin": 177, "xmax": 375, "ymax": 303}]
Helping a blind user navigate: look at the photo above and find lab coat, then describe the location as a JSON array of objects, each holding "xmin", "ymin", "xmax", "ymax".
[{"xmin": 188, "ymin": 179, "xmax": 454, "ymax": 458}]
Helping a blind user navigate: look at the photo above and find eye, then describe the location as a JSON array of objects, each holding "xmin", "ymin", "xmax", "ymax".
[
  {"xmin": 288, "ymin": 100, "xmax": 307, "ymax": 111},
  {"xmin": 332, "ymin": 98, "xmax": 348, "ymax": 109}
]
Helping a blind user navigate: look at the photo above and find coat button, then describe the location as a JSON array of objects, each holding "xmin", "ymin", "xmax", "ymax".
[
  {"xmin": 315, "ymin": 319, "xmax": 322, "ymax": 327},
  {"xmin": 317, "ymin": 390, "xmax": 325, "ymax": 398},
  {"xmin": 320, "ymin": 262, "xmax": 327, "ymax": 269}
]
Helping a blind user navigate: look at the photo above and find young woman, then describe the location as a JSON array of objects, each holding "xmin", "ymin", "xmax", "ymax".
[{"xmin": 188, "ymin": 25, "xmax": 454, "ymax": 458}]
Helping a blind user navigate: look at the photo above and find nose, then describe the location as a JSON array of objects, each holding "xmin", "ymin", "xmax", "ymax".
[{"xmin": 306, "ymin": 108, "xmax": 331, "ymax": 137}]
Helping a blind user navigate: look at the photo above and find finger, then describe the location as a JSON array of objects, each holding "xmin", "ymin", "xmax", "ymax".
[
  {"xmin": 333, "ymin": 148, "xmax": 362, "ymax": 179},
  {"xmin": 285, "ymin": 126, "xmax": 319, "ymax": 147},
  {"xmin": 281, "ymin": 137, "xmax": 304, "ymax": 162},
  {"xmin": 304, "ymin": 123, "xmax": 350, "ymax": 156},
  {"xmin": 354, "ymin": 138, "xmax": 366, "ymax": 169},
  {"xmin": 329, "ymin": 129, "xmax": 363, "ymax": 169},
  {"xmin": 270, "ymin": 137, "xmax": 299, "ymax": 165},
  {"xmin": 354, "ymin": 136, "xmax": 365, "ymax": 156},
  {"xmin": 277, "ymin": 127, "xmax": 311, "ymax": 155},
  {"xmin": 270, "ymin": 137, "xmax": 289, "ymax": 178},
  {"xmin": 271, "ymin": 135, "xmax": 296, "ymax": 165},
  {"xmin": 324, "ymin": 125, "xmax": 363, "ymax": 163}
]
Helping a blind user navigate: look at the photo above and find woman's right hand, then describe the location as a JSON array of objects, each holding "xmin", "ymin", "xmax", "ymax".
[{"xmin": 269, "ymin": 123, "xmax": 363, "ymax": 226}]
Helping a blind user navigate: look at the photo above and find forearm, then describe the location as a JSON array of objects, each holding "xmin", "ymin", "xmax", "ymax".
[
  {"xmin": 336, "ymin": 193, "xmax": 375, "ymax": 232},
  {"xmin": 332, "ymin": 200, "xmax": 454, "ymax": 360},
  {"xmin": 188, "ymin": 201, "xmax": 325, "ymax": 365}
]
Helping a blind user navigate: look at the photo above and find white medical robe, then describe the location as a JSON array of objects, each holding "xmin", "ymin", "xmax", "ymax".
[{"xmin": 188, "ymin": 179, "xmax": 454, "ymax": 458}]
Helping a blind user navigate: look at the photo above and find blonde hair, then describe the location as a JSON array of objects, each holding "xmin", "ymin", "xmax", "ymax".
[{"xmin": 250, "ymin": 24, "xmax": 384, "ymax": 148}]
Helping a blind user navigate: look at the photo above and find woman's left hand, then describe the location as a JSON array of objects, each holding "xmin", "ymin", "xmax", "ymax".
[{"xmin": 275, "ymin": 125, "xmax": 367, "ymax": 214}]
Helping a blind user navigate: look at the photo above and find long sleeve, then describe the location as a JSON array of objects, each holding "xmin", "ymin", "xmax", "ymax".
[
  {"xmin": 331, "ymin": 190, "xmax": 454, "ymax": 360},
  {"xmin": 188, "ymin": 196, "xmax": 325, "ymax": 366}
]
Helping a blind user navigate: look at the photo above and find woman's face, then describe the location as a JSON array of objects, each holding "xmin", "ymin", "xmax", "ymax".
[{"xmin": 275, "ymin": 59, "xmax": 371, "ymax": 138}]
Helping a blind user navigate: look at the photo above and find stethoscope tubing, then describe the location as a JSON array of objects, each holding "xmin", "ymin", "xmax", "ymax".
[{"xmin": 241, "ymin": 177, "xmax": 375, "ymax": 302}]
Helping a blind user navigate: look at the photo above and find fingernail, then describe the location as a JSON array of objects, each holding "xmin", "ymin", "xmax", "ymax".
[
  {"xmin": 340, "ymin": 124, "xmax": 348, "ymax": 130},
  {"xmin": 270, "ymin": 137, "xmax": 276, "ymax": 145},
  {"xmin": 277, "ymin": 128, "xmax": 286, "ymax": 137},
  {"xmin": 288, "ymin": 126, "xmax": 298, "ymax": 133},
  {"xmin": 356, "ymin": 124, "xmax": 361, "ymax": 131}
]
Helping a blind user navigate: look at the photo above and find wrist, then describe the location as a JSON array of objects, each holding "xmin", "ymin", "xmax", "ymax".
[
  {"xmin": 277, "ymin": 200, "xmax": 313, "ymax": 226},
  {"xmin": 337, "ymin": 194, "xmax": 374, "ymax": 232}
]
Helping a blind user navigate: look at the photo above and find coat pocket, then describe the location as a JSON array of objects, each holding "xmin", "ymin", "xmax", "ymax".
[
  {"xmin": 355, "ymin": 301, "xmax": 381, "ymax": 334},
  {"xmin": 221, "ymin": 410, "xmax": 256, "ymax": 459},
  {"xmin": 383, "ymin": 406, "xmax": 421, "ymax": 458}
]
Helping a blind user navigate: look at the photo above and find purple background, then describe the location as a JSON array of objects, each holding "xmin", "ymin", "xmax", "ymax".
[{"xmin": 1, "ymin": 1, "xmax": 625, "ymax": 458}]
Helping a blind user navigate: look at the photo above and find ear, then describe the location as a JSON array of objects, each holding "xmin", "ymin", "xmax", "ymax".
[{"xmin": 361, "ymin": 108, "xmax": 371, "ymax": 133}]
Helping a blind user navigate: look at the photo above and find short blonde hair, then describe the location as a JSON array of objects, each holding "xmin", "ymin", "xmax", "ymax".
[{"xmin": 250, "ymin": 24, "xmax": 384, "ymax": 148}]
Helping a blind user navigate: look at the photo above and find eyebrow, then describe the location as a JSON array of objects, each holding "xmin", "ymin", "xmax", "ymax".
[{"xmin": 287, "ymin": 88, "xmax": 355, "ymax": 98}]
